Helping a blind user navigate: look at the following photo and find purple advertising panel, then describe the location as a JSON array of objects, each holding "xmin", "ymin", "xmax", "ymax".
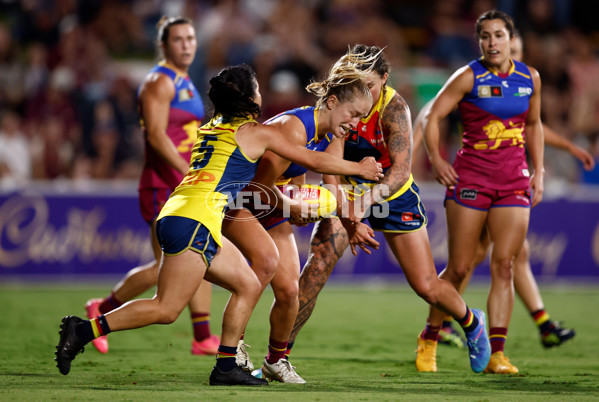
[
  {"xmin": 1, "ymin": 186, "xmax": 598, "ymax": 281},
  {"xmin": 0, "ymin": 188, "xmax": 153, "ymax": 279}
]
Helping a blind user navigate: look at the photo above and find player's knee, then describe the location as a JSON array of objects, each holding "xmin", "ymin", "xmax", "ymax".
[
  {"xmin": 248, "ymin": 250, "xmax": 279, "ymax": 285},
  {"xmin": 243, "ymin": 273, "xmax": 263, "ymax": 300},
  {"xmin": 156, "ymin": 305, "xmax": 183, "ymax": 324},
  {"xmin": 274, "ymin": 281, "xmax": 299, "ymax": 305},
  {"xmin": 491, "ymin": 257, "xmax": 514, "ymax": 281},
  {"xmin": 516, "ymin": 240, "xmax": 530, "ymax": 263},
  {"xmin": 412, "ymin": 280, "xmax": 439, "ymax": 305},
  {"xmin": 444, "ymin": 264, "xmax": 470, "ymax": 284}
]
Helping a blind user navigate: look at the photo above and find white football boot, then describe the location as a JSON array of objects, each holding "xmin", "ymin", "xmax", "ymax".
[
  {"xmin": 261, "ymin": 357, "xmax": 306, "ymax": 383},
  {"xmin": 236, "ymin": 340, "xmax": 254, "ymax": 372}
]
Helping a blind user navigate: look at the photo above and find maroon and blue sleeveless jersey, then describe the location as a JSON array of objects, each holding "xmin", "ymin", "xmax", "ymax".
[
  {"xmin": 455, "ymin": 58, "xmax": 534, "ymax": 190},
  {"xmin": 265, "ymin": 106, "xmax": 333, "ymax": 184},
  {"xmin": 138, "ymin": 62, "xmax": 204, "ymax": 191}
]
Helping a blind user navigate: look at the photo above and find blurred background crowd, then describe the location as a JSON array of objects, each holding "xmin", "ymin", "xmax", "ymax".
[{"xmin": 0, "ymin": 0, "xmax": 598, "ymax": 188}]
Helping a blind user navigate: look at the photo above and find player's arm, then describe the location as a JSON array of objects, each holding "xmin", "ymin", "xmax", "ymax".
[
  {"xmin": 423, "ymin": 66, "xmax": 473, "ymax": 189},
  {"xmin": 525, "ymin": 67, "xmax": 545, "ymax": 207},
  {"xmin": 239, "ymin": 123, "xmax": 383, "ymax": 180},
  {"xmin": 324, "ymin": 133, "xmax": 381, "ymax": 255},
  {"xmin": 543, "ymin": 124, "xmax": 595, "ymax": 171},
  {"xmin": 247, "ymin": 115, "xmax": 304, "ymax": 211},
  {"xmin": 139, "ymin": 73, "xmax": 189, "ymax": 175},
  {"xmin": 346, "ymin": 92, "xmax": 415, "ymax": 218},
  {"xmin": 412, "ymin": 99, "xmax": 434, "ymax": 158}
]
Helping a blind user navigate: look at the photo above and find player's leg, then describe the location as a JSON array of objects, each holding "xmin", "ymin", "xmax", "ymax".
[
  {"xmin": 513, "ymin": 239, "xmax": 576, "ymax": 348},
  {"xmin": 483, "ymin": 206, "xmax": 529, "ymax": 374},
  {"xmin": 84, "ymin": 219, "xmax": 162, "ymax": 353},
  {"xmin": 259, "ymin": 221, "xmax": 306, "ymax": 383},
  {"xmin": 56, "ymin": 247, "xmax": 207, "ymax": 375},
  {"xmin": 416, "ymin": 200, "xmax": 487, "ymax": 371},
  {"xmin": 221, "ymin": 208, "xmax": 280, "ymax": 371},
  {"xmin": 203, "ymin": 238, "xmax": 268, "ymax": 385},
  {"xmin": 89, "ymin": 189, "xmax": 171, "ymax": 319},
  {"xmin": 289, "ymin": 217, "xmax": 349, "ymax": 345},
  {"xmin": 440, "ymin": 228, "xmax": 490, "ymax": 347},
  {"xmin": 188, "ymin": 281, "xmax": 220, "ymax": 355},
  {"xmin": 385, "ymin": 227, "xmax": 490, "ymax": 373}
]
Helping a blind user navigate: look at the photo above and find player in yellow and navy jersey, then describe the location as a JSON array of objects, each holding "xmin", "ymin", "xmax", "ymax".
[
  {"xmin": 417, "ymin": 10, "xmax": 545, "ymax": 374},
  {"xmin": 83, "ymin": 16, "xmax": 219, "ymax": 357},
  {"xmin": 286, "ymin": 45, "xmax": 492, "ymax": 376},
  {"xmin": 222, "ymin": 51, "xmax": 379, "ymax": 383},
  {"xmin": 55, "ymin": 64, "xmax": 383, "ymax": 386}
]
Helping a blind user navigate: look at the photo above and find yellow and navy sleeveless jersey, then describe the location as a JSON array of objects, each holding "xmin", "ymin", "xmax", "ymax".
[
  {"xmin": 264, "ymin": 106, "xmax": 333, "ymax": 186},
  {"xmin": 138, "ymin": 61, "xmax": 205, "ymax": 191},
  {"xmin": 157, "ymin": 115, "xmax": 259, "ymax": 246},
  {"xmin": 456, "ymin": 58, "xmax": 533, "ymax": 190},
  {"xmin": 341, "ymin": 85, "xmax": 414, "ymax": 202}
]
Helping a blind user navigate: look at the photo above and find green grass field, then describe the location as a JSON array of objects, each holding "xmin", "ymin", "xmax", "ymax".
[{"xmin": 1, "ymin": 282, "xmax": 598, "ymax": 401}]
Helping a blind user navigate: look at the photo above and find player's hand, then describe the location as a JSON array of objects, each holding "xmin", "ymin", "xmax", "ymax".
[
  {"xmin": 530, "ymin": 169, "xmax": 544, "ymax": 207},
  {"xmin": 571, "ymin": 145, "xmax": 596, "ymax": 171},
  {"xmin": 358, "ymin": 157, "xmax": 384, "ymax": 181},
  {"xmin": 431, "ymin": 157, "xmax": 458, "ymax": 190},
  {"xmin": 341, "ymin": 219, "xmax": 379, "ymax": 256},
  {"xmin": 288, "ymin": 200, "xmax": 319, "ymax": 226}
]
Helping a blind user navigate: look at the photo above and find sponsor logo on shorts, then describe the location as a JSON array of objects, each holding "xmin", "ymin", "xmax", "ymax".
[
  {"xmin": 460, "ymin": 188, "xmax": 478, "ymax": 200},
  {"xmin": 402, "ymin": 212, "xmax": 413, "ymax": 222}
]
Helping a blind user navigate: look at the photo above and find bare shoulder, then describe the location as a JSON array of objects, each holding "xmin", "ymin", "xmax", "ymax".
[
  {"xmin": 237, "ymin": 121, "xmax": 282, "ymax": 160},
  {"xmin": 266, "ymin": 113, "xmax": 307, "ymax": 145},
  {"xmin": 448, "ymin": 65, "xmax": 474, "ymax": 88},
  {"xmin": 526, "ymin": 65, "xmax": 542, "ymax": 87},
  {"xmin": 385, "ymin": 91, "xmax": 410, "ymax": 116},
  {"xmin": 382, "ymin": 91, "xmax": 411, "ymax": 134},
  {"xmin": 139, "ymin": 72, "xmax": 174, "ymax": 100},
  {"xmin": 238, "ymin": 121, "xmax": 280, "ymax": 143},
  {"xmin": 526, "ymin": 65, "xmax": 540, "ymax": 78}
]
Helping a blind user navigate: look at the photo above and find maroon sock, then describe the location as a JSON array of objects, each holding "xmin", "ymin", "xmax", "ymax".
[
  {"xmin": 266, "ymin": 338, "xmax": 288, "ymax": 364},
  {"xmin": 421, "ymin": 322, "xmax": 441, "ymax": 342},
  {"xmin": 489, "ymin": 327, "xmax": 508, "ymax": 354},
  {"xmin": 98, "ymin": 292, "xmax": 122, "ymax": 314},
  {"xmin": 191, "ymin": 312, "xmax": 211, "ymax": 342}
]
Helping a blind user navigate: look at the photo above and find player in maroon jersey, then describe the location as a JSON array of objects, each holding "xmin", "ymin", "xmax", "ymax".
[
  {"xmin": 411, "ymin": 33, "xmax": 587, "ymax": 351},
  {"xmin": 417, "ymin": 10, "xmax": 545, "ymax": 374}
]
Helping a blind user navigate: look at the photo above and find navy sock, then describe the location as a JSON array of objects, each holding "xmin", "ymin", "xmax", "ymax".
[
  {"xmin": 74, "ymin": 321, "xmax": 95, "ymax": 344},
  {"xmin": 216, "ymin": 345, "xmax": 237, "ymax": 371},
  {"xmin": 457, "ymin": 307, "xmax": 479, "ymax": 333}
]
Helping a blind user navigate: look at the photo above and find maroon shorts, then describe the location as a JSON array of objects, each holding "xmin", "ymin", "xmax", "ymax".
[
  {"xmin": 445, "ymin": 180, "xmax": 530, "ymax": 211},
  {"xmin": 139, "ymin": 188, "xmax": 171, "ymax": 224}
]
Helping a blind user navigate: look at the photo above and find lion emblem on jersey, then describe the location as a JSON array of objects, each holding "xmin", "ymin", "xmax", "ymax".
[{"xmin": 474, "ymin": 120, "xmax": 525, "ymax": 150}]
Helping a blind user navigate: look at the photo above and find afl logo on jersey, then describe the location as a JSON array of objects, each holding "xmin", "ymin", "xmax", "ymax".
[{"xmin": 478, "ymin": 85, "xmax": 503, "ymax": 98}]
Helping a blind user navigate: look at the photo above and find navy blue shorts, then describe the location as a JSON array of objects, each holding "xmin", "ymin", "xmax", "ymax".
[
  {"xmin": 156, "ymin": 216, "xmax": 219, "ymax": 266},
  {"xmin": 365, "ymin": 181, "xmax": 427, "ymax": 232}
]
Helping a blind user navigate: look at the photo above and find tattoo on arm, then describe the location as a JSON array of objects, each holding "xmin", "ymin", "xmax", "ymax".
[{"xmin": 379, "ymin": 94, "xmax": 412, "ymax": 195}]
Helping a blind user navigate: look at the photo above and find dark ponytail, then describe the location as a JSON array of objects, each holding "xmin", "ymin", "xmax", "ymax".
[{"xmin": 208, "ymin": 64, "xmax": 261, "ymax": 119}]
